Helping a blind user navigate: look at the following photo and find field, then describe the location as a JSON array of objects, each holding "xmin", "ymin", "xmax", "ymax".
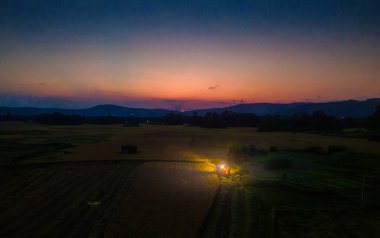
[
  {"xmin": 105, "ymin": 162, "xmax": 218, "ymax": 238},
  {"xmin": 0, "ymin": 161, "xmax": 140, "ymax": 238},
  {"xmin": 1, "ymin": 122, "xmax": 380, "ymax": 237}
]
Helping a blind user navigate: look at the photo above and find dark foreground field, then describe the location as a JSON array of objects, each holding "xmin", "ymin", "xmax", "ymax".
[
  {"xmin": 0, "ymin": 161, "xmax": 140, "ymax": 237},
  {"xmin": 1, "ymin": 122, "xmax": 380, "ymax": 237}
]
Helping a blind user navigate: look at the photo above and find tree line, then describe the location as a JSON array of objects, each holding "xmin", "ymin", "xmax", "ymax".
[
  {"xmin": 1, "ymin": 105, "xmax": 380, "ymax": 140},
  {"xmin": 163, "ymin": 110, "xmax": 363, "ymax": 131},
  {"xmin": 0, "ymin": 112, "xmax": 140, "ymax": 125},
  {"xmin": 163, "ymin": 107, "xmax": 380, "ymax": 140}
]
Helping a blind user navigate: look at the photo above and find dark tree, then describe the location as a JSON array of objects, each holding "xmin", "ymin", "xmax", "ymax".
[
  {"xmin": 202, "ymin": 112, "xmax": 226, "ymax": 128},
  {"xmin": 368, "ymin": 104, "xmax": 380, "ymax": 141},
  {"xmin": 188, "ymin": 112, "xmax": 202, "ymax": 126},
  {"xmin": 312, "ymin": 110, "xmax": 342, "ymax": 132},
  {"xmin": 34, "ymin": 112, "xmax": 83, "ymax": 125},
  {"xmin": 5, "ymin": 111, "xmax": 13, "ymax": 121},
  {"xmin": 258, "ymin": 115, "xmax": 284, "ymax": 131},
  {"xmin": 164, "ymin": 112, "xmax": 183, "ymax": 125}
]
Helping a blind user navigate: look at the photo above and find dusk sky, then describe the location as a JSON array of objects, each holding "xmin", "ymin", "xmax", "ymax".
[{"xmin": 1, "ymin": 0, "xmax": 379, "ymax": 110}]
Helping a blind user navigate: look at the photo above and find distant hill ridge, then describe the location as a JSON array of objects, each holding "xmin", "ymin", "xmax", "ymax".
[
  {"xmin": 1, "ymin": 98, "xmax": 379, "ymax": 118},
  {"xmin": 188, "ymin": 98, "xmax": 380, "ymax": 118},
  {"xmin": 0, "ymin": 104, "xmax": 171, "ymax": 117}
]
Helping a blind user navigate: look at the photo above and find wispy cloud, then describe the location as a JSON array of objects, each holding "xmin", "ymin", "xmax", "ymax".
[{"xmin": 208, "ymin": 85, "xmax": 220, "ymax": 90}]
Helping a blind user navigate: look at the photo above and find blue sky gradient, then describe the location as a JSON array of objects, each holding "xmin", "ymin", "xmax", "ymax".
[{"xmin": 1, "ymin": 0, "xmax": 379, "ymax": 109}]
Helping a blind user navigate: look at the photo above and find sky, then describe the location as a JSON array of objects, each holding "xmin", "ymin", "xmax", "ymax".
[{"xmin": 0, "ymin": 0, "xmax": 379, "ymax": 110}]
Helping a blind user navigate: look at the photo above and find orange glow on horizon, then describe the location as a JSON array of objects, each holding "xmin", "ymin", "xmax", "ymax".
[{"xmin": 1, "ymin": 36, "xmax": 379, "ymax": 109}]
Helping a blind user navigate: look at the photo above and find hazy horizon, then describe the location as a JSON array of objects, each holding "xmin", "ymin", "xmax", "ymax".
[{"xmin": 1, "ymin": 95, "xmax": 378, "ymax": 111}]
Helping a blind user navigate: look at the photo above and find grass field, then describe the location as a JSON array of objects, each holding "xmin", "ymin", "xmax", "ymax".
[
  {"xmin": 1, "ymin": 122, "xmax": 380, "ymax": 237},
  {"xmin": 2, "ymin": 122, "xmax": 380, "ymax": 164}
]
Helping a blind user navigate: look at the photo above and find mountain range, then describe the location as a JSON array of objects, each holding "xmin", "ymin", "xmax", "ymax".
[
  {"xmin": 0, "ymin": 104, "xmax": 171, "ymax": 118},
  {"xmin": 1, "ymin": 98, "xmax": 379, "ymax": 118}
]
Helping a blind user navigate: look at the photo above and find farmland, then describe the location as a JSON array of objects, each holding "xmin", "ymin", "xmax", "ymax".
[
  {"xmin": 105, "ymin": 162, "xmax": 218, "ymax": 238},
  {"xmin": 0, "ymin": 161, "xmax": 140, "ymax": 238},
  {"xmin": 1, "ymin": 122, "xmax": 380, "ymax": 237}
]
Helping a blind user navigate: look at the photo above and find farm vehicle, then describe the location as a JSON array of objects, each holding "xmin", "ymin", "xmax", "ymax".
[{"xmin": 214, "ymin": 161, "xmax": 231, "ymax": 178}]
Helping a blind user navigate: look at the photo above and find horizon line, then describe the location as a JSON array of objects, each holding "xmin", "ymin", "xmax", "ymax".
[{"xmin": 1, "ymin": 97, "xmax": 378, "ymax": 112}]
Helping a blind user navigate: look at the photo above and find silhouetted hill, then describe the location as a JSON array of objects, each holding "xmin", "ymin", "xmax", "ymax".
[
  {"xmin": 280, "ymin": 99, "xmax": 380, "ymax": 118},
  {"xmin": 79, "ymin": 105, "xmax": 171, "ymax": 117},
  {"xmin": 1, "ymin": 98, "xmax": 379, "ymax": 118},
  {"xmin": 186, "ymin": 102, "xmax": 308, "ymax": 116},
  {"xmin": 187, "ymin": 98, "xmax": 380, "ymax": 118},
  {"xmin": 0, "ymin": 104, "xmax": 171, "ymax": 117}
]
